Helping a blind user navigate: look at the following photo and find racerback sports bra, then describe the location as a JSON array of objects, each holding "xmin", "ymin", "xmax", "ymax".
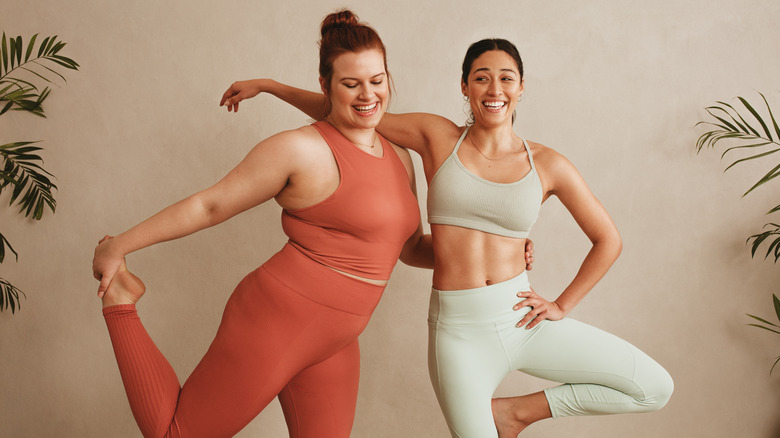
[
  {"xmin": 427, "ymin": 127, "xmax": 542, "ymax": 238},
  {"xmin": 282, "ymin": 121, "xmax": 420, "ymax": 280}
]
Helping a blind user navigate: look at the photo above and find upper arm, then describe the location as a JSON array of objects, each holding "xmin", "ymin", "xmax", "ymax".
[
  {"xmin": 196, "ymin": 130, "xmax": 306, "ymax": 223},
  {"xmin": 538, "ymin": 147, "xmax": 620, "ymax": 246},
  {"xmin": 395, "ymin": 146, "xmax": 434, "ymax": 267},
  {"xmin": 378, "ymin": 112, "xmax": 460, "ymax": 157}
]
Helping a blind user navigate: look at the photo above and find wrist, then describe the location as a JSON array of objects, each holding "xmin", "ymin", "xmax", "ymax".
[
  {"xmin": 552, "ymin": 299, "xmax": 571, "ymax": 316},
  {"xmin": 257, "ymin": 78, "xmax": 277, "ymax": 96}
]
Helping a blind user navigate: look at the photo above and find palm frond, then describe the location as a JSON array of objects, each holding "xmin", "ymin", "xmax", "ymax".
[
  {"xmin": 747, "ymin": 223, "xmax": 780, "ymax": 262},
  {"xmin": 0, "ymin": 141, "xmax": 57, "ymax": 220},
  {"xmin": 0, "ymin": 32, "xmax": 79, "ymax": 116},
  {"xmin": 0, "ymin": 277, "xmax": 26, "ymax": 314},
  {"xmin": 0, "ymin": 231, "xmax": 18, "ymax": 263},
  {"xmin": 746, "ymin": 294, "xmax": 780, "ymax": 374},
  {"xmin": 698, "ymin": 93, "xmax": 780, "ymax": 259}
]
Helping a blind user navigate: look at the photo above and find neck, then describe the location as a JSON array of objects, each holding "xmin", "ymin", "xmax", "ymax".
[
  {"xmin": 325, "ymin": 115, "xmax": 378, "ymax": 147},
  {"xmin": 468, "ymin": 123, "xmax": 519, "ymax": 152}
]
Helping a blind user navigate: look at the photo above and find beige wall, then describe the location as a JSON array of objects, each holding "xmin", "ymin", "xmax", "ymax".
[{"xmin": 2, "ymin": 0, "xmax": 780, "ymax": 436}]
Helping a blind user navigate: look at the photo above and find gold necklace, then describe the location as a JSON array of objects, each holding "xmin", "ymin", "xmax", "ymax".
[
  {"xmin": 468, "ymin": 132, "xmax": 519, "ymax": 161},
  {"xmin": 349, "ymin": 133, "xmax": 377, "ymax": 148}
]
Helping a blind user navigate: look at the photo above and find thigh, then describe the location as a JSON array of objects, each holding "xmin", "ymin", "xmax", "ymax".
[
  {"xmin": 510, "ymin": 318, "xmax": 662, "ymax": 398},
  {"xmin": 429, "ymin": 321, "xmax": 508, "ymax": 438},
  {"xmin": 278, "ymin": 339, "xmax": 361, "ymax": 438},
  {"xmin": 173, "ymin": 267, "xmax": 369, "ymax": 437}
]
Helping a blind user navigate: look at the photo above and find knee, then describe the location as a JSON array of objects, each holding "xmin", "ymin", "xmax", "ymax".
[{"xmin": 639, "ymin": 367, "xmax": 674, "ymax": 411}]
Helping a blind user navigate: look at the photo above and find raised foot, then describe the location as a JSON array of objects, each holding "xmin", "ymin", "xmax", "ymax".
[
  {"xmin": 102, "ymin": 262, "xmax": 146, "ymax": 308},
  {"xmin": 492, "ymin": 397, "xmax": 529, "ymax": 438}
]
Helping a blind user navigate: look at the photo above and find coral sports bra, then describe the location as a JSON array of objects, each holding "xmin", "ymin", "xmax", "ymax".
[{"xmin": 282, "ymin": 121, "xmax": 420, "ymax": 280}]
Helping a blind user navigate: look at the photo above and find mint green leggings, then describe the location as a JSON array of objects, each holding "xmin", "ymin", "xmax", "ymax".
[{"xmin": 427, "ymin": 272, "xmax": 673, "ymax": 438}]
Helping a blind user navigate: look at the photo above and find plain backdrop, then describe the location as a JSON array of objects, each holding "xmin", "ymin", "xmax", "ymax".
[{"xmin": 2, "ymin": 0, "xmax": 780, "ymax": 436}]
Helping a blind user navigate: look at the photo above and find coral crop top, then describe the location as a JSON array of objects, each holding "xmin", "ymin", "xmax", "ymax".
[
  {"xmin": 281, "ymin": 121, "xmax": 420, "ymax": 280},
  {"xmin": 427, "ymin": 127, "xmax": 542, "ymax": 238}
]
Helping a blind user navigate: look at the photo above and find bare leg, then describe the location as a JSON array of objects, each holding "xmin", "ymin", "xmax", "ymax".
[
  {"xmin": 492, "ymin": 392, "xmax": 551, "ymax": 437},
  {"xmin": 101, "ymin": 261, "xmax": 146, "ymax": 308}
]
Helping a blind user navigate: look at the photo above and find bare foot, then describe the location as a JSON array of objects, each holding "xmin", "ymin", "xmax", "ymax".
[
  {"xmin": 101, "ymin": 262, "xmax": 146, "ymax": 308},
  {"xmin": 492, "ymin": 398, "xmax": 529, "ymax": 438}
]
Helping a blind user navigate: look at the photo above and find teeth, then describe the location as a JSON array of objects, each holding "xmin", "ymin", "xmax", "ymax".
[
  {"xmin": 484, "ymin": 101, "xmax": 505, "ymax": 109},
  {"xmin": 354, "ymin": 103, "xmax": 378, "ymax": 112}
]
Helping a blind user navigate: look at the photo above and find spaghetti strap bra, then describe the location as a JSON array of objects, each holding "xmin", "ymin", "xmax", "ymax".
[{"xmin": 427, "ymin": 127, "xmax": 542, "ymax": 238}]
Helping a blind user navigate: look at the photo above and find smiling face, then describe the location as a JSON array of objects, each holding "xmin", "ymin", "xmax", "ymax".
[
  {"xmin": 321, "ymin": 49, "xmax": 389, "ymax": 130},
  {"xmin": 461, "ymin": 50, "xmax": 524, "ymax": 128}
]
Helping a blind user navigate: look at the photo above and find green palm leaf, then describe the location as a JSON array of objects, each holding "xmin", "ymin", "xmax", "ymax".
[
  {"xmin": 0, "ymin": 141, "xmax": 57, "ymax": 220},
  {"xmin": 0, "ymin": 277, "xmax": 26, "ymax": 314},
  {"xmin": 697, "ymin": 93, "xmax": 780, "ymax": 261},
  {"xmin": 747, "ymin": 223, "xmax": 780, "ymax": 261},
  {"xmin": 746, "ymin": 294, "xmax": 780, "ymax": 374},
  {"xmin": 0, "ymin": 33, "xmax": 78, "ymax": 116},
  {"xmin": 0, "ymin": 231, "xmax": 17, "ymax": 263},
  {"xmin": 0, "ymin": 31, "xmax": 78, "ymax": 313}
]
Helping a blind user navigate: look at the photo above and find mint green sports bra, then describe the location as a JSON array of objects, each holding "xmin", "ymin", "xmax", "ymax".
[{"xmin": 427, "ymin": 127, "xmax": 542, "ymax": 238}]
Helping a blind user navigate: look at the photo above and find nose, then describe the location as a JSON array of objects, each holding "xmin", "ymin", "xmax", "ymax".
[
  {"xmin": 359, "ymin": 84, "xmax": 375, "ymax": 100},
  {"xmin": 488, "ymin": 81, "xmax": 501, "ymax": 96}
]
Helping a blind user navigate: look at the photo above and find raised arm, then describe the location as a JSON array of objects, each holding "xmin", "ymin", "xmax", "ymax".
[
  {"xmin": 219, "ymin": 79, "xmax": 460, "ymax": 159},
  {"xmin": 515, "ymin": 146, "xmax": 622, "ymax": 329},
  {"xmin": 92, "ymin": 129, "xmax": 308, "ymax": 296},
  {"xmin": 221, "ymin": 79, "xmax": 328, "ymax": 120}
]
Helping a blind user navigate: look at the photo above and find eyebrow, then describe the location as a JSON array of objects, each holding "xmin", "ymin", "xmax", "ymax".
[
  {"xmin": 473, "ymin": 67, "xmax": 517, "ymax": 74},
  {"xmin": 339, "ymin": 72, "xmax": 387, "ymax": 81}
]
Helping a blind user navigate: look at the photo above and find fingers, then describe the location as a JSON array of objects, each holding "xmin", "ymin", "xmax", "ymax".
[
  {"xmin": 98, "ymin": 276, "xmax": 110, "ymax": 298},
  {"xmin": 513, "ymin": 288, "xmax": 546, "ymax": 329},
  {"xmin": 220, "ymin": 85, "xmax": 236, "ymax": 106}
]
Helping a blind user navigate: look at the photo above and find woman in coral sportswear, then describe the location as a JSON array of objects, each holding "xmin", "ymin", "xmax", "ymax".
[{"xmin": 93, "ymin": 10, "xmax": 438, "ymax": 438}]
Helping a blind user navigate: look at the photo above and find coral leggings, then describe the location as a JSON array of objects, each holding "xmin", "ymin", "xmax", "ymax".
[{"xmin": 103, "ymin": 244, "xmax": 384, "ymax": 438}]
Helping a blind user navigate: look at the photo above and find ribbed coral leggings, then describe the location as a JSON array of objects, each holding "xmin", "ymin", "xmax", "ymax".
[{"xmin": 103, "ymin": 244, "xmax": 384, "ymax": 438}]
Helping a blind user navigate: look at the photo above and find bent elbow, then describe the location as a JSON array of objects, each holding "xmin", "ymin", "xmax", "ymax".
[{"xmin": 613, "ymin": 232, "xmax": 623, "ymax": 259}]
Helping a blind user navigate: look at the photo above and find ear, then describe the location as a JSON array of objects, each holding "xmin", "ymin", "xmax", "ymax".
[
  {"xmin": 319, "ymin": 76, "xmax": 329, "ymax": 96},
  {"xmin": 461, "ymin": 79, "xmax": 469, "ymax": 99}
]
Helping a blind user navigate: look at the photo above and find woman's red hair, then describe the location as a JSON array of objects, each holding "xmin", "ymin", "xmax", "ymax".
[{"xmin": 318, "ymin": 9, "xmax": 389, "ymax": 94}]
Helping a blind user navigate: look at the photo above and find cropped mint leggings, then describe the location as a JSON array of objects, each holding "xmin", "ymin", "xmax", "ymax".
[{"xmin": 427, "ymin": 272, "xmax": 673, "ymax": 438}]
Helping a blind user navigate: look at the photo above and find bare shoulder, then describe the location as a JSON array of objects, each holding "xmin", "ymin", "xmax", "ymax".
[
  {"xmin": 526, "ymin": 140, "xmax": 576, "ymax": 173},
  {"xmin": 525, "ymin": 140, "xmax": 586, "ymax": 197},
  {"xmin": 260, "ymin": 125, "xmax": 326, "ymax": 152},
  {"xmin": 249, "ymin": 125, "xmax": 331, "ymax": 165}
]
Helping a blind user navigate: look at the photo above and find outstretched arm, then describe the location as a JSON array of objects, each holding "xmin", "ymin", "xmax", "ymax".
[
  {"xmin": 219, "ymin": 79, "xmax": 460, "ymax": 158},
  {"xmin": 221, "ymin": 79, "xmax": 328, "ymax": 120},
  {"xmin": 515, "ymin": 147, "xmax": 621, "ymax": 329},
  {"xmin": 92, "ymin": 130, "xmax": 304, "ymax": 296}
]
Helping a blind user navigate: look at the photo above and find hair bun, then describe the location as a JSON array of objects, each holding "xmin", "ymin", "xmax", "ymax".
[{"xmin": 321, "ymin": 9, "xmax": 360, "ymax": 36}]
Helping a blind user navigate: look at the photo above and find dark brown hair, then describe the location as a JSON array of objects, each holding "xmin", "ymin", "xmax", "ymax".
[{"xmin": 461, "ymin": 38, "xmax": 524, "ymax": 85}]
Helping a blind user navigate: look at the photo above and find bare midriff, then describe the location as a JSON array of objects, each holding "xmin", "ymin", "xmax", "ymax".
[
  {"xmin": 325, "ymin": 266, "xmax": 389, "ymax": 286},
  {"xmin": 432, "ymin": 224, "xmax": 526, "ymax": 291}
]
